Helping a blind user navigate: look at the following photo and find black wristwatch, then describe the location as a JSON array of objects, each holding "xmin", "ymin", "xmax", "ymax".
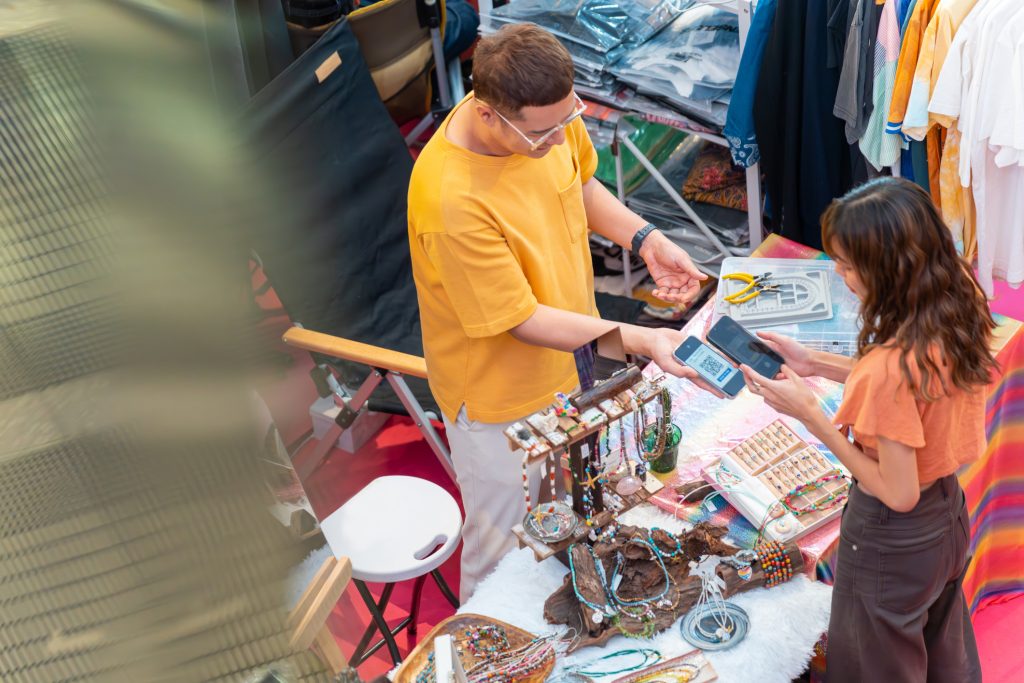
[{"xmin": 630, "ymin": 223, "xmax": 658, "ymax": 253}]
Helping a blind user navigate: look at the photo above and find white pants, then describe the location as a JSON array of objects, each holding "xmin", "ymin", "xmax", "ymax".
[{"xmin": 443, "ymin": 406, "xmax": 557, "ymax": 603}]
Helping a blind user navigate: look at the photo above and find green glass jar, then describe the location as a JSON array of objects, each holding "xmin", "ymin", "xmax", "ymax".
[{"xmin": 644, "ymin": 423, "xmax": 682, "ymax": 474}]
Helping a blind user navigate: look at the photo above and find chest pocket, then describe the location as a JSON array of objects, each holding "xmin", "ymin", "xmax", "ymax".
[{"xmin": 557, "ymin": 159, "xmax": 587, "ymax": 244}]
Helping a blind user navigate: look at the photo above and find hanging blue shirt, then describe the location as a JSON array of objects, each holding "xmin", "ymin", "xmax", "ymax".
[{"xmin": 723, "ymin": 0, "xmax": 777, "ymax": 167}]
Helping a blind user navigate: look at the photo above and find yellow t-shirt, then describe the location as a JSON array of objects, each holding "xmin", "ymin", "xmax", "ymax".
[{"xmin": 407, "ymin": 94, "xmax": 599, "ymax": 423}]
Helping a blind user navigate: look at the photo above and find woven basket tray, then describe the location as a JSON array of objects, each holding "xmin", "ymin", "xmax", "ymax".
[{"xmin": 393, "ymin": 614, "xmax": 555, "ymax": 683}]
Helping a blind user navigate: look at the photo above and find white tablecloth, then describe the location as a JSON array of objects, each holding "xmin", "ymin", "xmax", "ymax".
[{"xmin": 460, "ymin": 505, "xmax": 832, "ymax": 683}]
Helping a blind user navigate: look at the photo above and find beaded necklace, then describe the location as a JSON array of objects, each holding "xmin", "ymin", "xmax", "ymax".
[
  {"xmin": 416, "ymin": 628, "xmax": 557, "ymax": 683},
  {"xmin": 568, "ymin": 539, "xmax": 674, "ymax": 626},
  {"xmin": 781, "ymin": 469, "xmax": 849, "ymax": 516},
  {"xmin": 564, "ymin": 648, "xmax": 662, "ymax": 678},
  {"xmin": 609, "ymin": 539, "xmax": 671, "ymax": 607},
  {"xmin": 633, "ymin": 389, "xmax": 672, "ymax": 462},
  {"xmin": 646, "ymin": 527, "xmax": 684, "ymax": 559},
  {"xmin": 521, "ymin": 449, "xmax": 562, "ymax": 514},
  {"xmin": 568, "ymin": 543, "xmax": 616, "ymax": 622}
]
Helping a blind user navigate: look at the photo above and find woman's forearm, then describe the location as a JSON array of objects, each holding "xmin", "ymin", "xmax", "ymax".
[{"xmin": 811, "ymin": 350, "xmax": 857, "ymax": 383}]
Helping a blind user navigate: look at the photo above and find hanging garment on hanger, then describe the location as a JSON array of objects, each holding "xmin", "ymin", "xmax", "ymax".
[
  {"xmin": 826, "ymin": 0, "xmax": 851, "ymax": 68},
  {"xmin": 859, "ymin": 0, "xmax": 902, "ymax": 169},
  {"xmin": 901, "ymin": 0, "xmax": 980, "ymax": 140},
  {"xmin": 893, "ymin": 0, "xmax": 985, "ymax": 255},
  {"xmin": 834, "ymin": 0, "xmax": 884, "ymax": 144},
  {"xmin": 755, "ymin": 0, "xmax": 858, "ymax": 250},
  {"xmin": 888, "ymin": 0, "xmax": 944, "ymax": 203},
  {"xmin": 929, "ymin": 0, "xmax": 1024, "ymax": 291},
  {"xmin": 723, "ymin": 0, "xmax": 777, "ymax": 167},
  {"xmin": 966, "ymin": 5, "xmax": 1024, "ymax": 293},
  {"xmin": 927, "ymin": 1, "xmax": 983, "ymax": 254}
]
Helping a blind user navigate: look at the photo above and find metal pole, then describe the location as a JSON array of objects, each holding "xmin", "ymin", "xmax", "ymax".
[
  {"xmin": 737, "ymin": 0, "xmax": 763, "ymax": 248},
  {"xmin": 612, "ymin": 130, "xmax": 633, "ymax": 294},
  {"xmin": 618, "ymin": 132, "xmax": 734, "ymax": 260}
]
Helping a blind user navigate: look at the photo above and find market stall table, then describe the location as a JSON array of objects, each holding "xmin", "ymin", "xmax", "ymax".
[
  {"xmin": 444, "ymin": 234, "xmax": 1022, "ymax": 683},
  {"xmin": 647, "ymin": 235, "xmax": 1024, "ymax": 591},
  {"xmin": 460, "ymin": 505, "xmax": 831, "ymax": 683}
]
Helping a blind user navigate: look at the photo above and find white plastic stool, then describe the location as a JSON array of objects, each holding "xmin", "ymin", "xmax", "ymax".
[{"xmin": 320, "ymin": 475, "xmax": 462, "ymax": 665}]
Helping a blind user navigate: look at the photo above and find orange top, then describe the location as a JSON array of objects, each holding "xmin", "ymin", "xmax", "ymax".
[{"xmin": 832, "ymin": 345, "xmax": 986, "ymax": 485}]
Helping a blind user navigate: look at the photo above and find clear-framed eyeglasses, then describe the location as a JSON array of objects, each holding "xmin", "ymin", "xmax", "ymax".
[{"xmin": 478, "ymin": 93, "xmax": 587, "ymax": 151}]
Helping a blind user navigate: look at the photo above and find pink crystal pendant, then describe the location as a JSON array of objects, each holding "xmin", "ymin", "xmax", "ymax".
[{"xmin": 615, "ymin": 476, "xmax": 642, "ymax": 496}]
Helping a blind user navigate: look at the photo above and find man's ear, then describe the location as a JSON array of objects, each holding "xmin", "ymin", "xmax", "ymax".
[{"xmin": 474, "ymin": 102, "xmax": 498, "ymax": 128}]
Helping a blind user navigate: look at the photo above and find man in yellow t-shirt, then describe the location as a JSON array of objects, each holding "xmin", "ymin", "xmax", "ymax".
[{"xmin": 408, "ymin": 24, "xmax": 707, "ymax": 600}]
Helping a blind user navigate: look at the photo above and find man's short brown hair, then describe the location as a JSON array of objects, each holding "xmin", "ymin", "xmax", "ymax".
[{"xmin": 472, "ymin": 23, "xmax": 575, "ymax": 117}]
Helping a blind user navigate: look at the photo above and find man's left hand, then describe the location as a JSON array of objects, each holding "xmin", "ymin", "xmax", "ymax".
[{"xmin": 638, "ymin": 230, "xmax": 707, "ymax": 304}]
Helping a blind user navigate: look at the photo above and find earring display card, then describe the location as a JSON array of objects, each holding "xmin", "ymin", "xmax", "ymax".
[{"xmin": 702, "ymin": 419, "xmax": 851, "ymax": 543}]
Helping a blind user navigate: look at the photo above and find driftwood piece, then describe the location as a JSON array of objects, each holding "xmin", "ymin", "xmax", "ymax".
[
  {"xmin": 675, "ymin": 479, "xmax": 713, "ymax": 503},
  {"xmin": 544, "ymin": 523, "xmax": 803, "ymax": 651}
]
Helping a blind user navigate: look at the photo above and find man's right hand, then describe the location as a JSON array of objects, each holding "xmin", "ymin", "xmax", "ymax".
[
  {"xmin": 643, "ymin": 327, "xmax": 725, "ymax": 397},
  {"xmin": 756, "ymin": 331, "xmax": 816, "ymax": 377}
]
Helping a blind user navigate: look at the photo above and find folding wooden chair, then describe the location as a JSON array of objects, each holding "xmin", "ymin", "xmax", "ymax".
[
  {"xmin": 240, "ymin": 19, "xmax": 456, "ymax": 484},
  {"xmin": 283, "ymin": 328, "xmax": 455, "ymax": 483},
  {"xmin": 289, "ymin": 555, "xmax": 354, "ymax": 674}
]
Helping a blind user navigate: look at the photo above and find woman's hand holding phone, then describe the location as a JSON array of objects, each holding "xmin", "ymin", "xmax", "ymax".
[{"xmin": 755, "ymin": 331, "xmax": 816, "ymax": 378}]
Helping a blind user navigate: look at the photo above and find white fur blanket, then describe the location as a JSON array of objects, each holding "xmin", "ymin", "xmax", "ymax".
[{"xmin": 459, "ymin": 506, "xmax": 832, "ymax": 683}]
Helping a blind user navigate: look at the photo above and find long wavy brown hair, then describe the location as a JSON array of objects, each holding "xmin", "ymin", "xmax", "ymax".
[{"xmin": 821, "ymin": 177, "xmax": 997, "ymax": 401}]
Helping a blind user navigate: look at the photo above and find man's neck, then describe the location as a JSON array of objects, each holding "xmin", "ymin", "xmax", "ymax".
[{"xmin": 447, "ymin": 99, "xmax": 512, "ymax": 158}]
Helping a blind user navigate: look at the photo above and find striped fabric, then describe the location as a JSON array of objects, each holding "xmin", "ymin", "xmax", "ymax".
[{"xmin": 960, "ymin": 322, "xmax": 1024, "ymax": 612}]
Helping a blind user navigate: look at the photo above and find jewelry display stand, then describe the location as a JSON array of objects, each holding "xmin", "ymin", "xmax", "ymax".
[
  {"xmin": 503, "ymin": 367, "xmax": 668, "ymax": 562},
  {"xmin": 702, "ymin": 420, "xmax": 851, "ymax": 543}
]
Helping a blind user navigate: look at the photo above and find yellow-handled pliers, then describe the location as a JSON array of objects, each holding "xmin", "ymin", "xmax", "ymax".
[{"xmin": 722, "ymin": 272, "xmax": 780, "ymax": 304}]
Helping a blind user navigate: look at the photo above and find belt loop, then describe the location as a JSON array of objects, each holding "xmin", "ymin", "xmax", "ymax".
[
  {"xmin": 940, "ymin": 475, "xmax": 950, "ymax": 501},
  {"xmin": 879, "ymin": 503, "xmax": 889, "ymax": 525}
]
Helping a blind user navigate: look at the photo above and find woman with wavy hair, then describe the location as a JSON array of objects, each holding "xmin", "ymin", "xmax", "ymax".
[{"xmin": 742, "ymin": 177, "xmax": 995, "ymax": 682}]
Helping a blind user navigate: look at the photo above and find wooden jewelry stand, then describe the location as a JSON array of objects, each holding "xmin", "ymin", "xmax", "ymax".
[{"xmin": 503, "ymin": 366, "xmax": 667, "ymax": 562}]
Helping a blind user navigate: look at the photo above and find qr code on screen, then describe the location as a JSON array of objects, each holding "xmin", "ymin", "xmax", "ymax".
[{"xmin": 700, "ymin": 355, "xmax": 725, "ymax": 377}]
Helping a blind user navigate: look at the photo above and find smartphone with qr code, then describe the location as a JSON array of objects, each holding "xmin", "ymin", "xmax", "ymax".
[{"xmin": 673, "ymin": 336, "xmax": 746, "ymax": 398}]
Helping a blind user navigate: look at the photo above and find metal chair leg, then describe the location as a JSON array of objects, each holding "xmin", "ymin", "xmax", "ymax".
[
  {"xmin": 431, "ymin": 569, "xmax": 460, "ymax": 609},
  {"xmin": 351, "ymin": 582, "xmax": 394, "ymax": 662},
  {"xmin": 352, "ymin": 580, "xmax": 402, "ymax": 666},
  {"xmin": 408, "ymin": 574, "xmax": 428, "ymax": 646}
]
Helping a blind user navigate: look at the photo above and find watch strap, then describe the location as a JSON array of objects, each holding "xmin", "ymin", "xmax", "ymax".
[{"xmin": 630, "ymin": 223, "xmax": 658, "ymax": 253}]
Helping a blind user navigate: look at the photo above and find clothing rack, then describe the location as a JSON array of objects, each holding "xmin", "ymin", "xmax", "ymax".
[
  {"xmin": 611, "ymin": 0, "xmax": 763, "ymax": 291},
  {"xmin": 477, "ymin": 0, "xmax": 765, "ymax": 287}
]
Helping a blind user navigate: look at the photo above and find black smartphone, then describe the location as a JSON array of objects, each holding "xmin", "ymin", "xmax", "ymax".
[
  {"xmin": 707, "ymin": 315, "xmax": 784, "ymax": 379},
  {"xmin": 673, "ymin": 336, "xmax": 746, "ymax": 398}
]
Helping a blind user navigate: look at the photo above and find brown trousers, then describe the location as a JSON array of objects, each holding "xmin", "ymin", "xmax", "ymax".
[{"xmin": 825, "ymin": 474, "xmax": 982, "ymax": 682}]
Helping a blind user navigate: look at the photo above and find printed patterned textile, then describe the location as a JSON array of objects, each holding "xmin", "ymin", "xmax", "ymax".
[{"xmin": 681, "ymin": 144, "xmax": 748, "ymax": 212}]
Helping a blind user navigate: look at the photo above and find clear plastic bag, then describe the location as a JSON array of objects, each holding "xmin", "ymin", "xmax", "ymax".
[
  {"xmin": 488, "ymin": 0, "xmax": 692, "ymax": 53},
  {"xmin": 613, "ymin": 4, "xmax": 739, "ymax": 102}
]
